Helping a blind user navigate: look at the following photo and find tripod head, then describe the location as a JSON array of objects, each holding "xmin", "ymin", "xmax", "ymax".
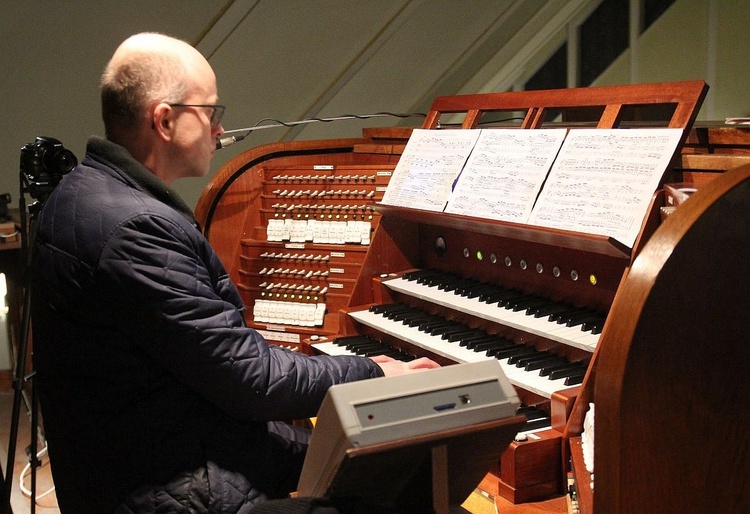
[{"xmin": 20, "ymin": 136, "xmax": 77, "ymax": 207}]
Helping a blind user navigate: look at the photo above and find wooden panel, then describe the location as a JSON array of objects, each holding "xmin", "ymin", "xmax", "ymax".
[{"xmin": 593, "ymin": 164, "xmax": 750, "ymax": 513}]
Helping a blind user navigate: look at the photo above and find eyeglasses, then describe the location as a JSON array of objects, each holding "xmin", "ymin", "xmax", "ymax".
[{"xmin": 168, "ymin": 103, "xmax": 226, "ymax": 127}]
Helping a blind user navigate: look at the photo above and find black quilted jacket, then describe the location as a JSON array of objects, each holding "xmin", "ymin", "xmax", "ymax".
[{"xmin": 31, "ymin": 137, "xmax": 383, "ymax": 513}]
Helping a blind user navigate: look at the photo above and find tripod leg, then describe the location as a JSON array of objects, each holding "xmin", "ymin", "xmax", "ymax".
[
  {"xmin": 0, "ymin": 278, "xmax": 30, "ymax": 514},
  {"xmin": 2, "ymin": 198, "xmax": 37, "ymax": 514},
  {"xmin": 29, "ymin": 377, "xmax": 38, "ymax": 514}
]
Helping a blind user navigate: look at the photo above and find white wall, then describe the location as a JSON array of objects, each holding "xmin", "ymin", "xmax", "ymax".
[
  {"xmin": 1, "ymin": 0, "xmax": 747, "ymax": 212},
  {"xmin": 593, "ymin": 0, "xmax": 750, "ymax": 121}
]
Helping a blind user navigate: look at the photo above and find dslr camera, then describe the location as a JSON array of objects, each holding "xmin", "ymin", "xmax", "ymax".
[{"xmin": 20, "ymin": 136, "xmax": 77, "ymax": 199}]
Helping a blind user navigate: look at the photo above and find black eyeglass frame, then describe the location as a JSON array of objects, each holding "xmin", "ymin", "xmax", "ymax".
[{"xmin": 168, "ymin": 103, "xmax": 226, "ymax": 127}]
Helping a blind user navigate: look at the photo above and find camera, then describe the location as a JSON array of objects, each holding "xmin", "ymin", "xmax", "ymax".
[{"xmin": 20, "ymin": 136, "xmax": 77, "ymax": 199}]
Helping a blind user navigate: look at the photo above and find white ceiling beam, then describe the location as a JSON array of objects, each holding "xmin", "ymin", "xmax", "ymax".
[
  {"xmin": 470, "ymin": 0, "xmax": 603, "ymax": 93},
  {"xmin": 195, "ymin": 0, "xmax": 262, "ymax": 59}
]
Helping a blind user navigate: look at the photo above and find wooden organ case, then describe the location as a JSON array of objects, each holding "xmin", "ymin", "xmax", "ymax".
[
  {"xmin": 565, "ymin": 158, "xmax": 750, "ymax": 514},
  {"xmin": 306, "ymin": 80, "xmax": 708, "ymax": 506},
  {"xmin": 196, "ymin": 80, "xmax": 738, "ymax": 511}
]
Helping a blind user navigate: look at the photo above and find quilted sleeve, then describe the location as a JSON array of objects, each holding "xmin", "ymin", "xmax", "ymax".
[{"xmin": 97, "ymin": 212, "xmax": 383, "ymax": 421}]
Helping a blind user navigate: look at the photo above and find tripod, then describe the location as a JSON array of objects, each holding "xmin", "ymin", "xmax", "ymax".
[
  {"xmin": 2, "ymin": 197, "xmax": 44, "ymax": 514},
  {"xmin": 2, "ymin": 137, "xmax": 76, "ymax": 514}
]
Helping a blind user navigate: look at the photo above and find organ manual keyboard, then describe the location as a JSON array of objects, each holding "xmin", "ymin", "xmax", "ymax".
[{"xmin": 305, "ymin": 81, "xmax": 708, "ymax": 504}]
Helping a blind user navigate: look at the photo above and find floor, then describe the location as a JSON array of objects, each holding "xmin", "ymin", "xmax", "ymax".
[{"xmin": 0, "ymin": 389, "xmax": 60, "ymax": 514}]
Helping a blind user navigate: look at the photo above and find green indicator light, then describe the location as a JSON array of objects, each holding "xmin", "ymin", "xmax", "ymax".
[{"xmin": 476, "ymin": 251, "xmax": 483, "ymax": 261}]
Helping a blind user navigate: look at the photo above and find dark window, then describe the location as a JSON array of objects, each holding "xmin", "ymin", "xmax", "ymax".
[
  {"xmin": 525, "ymin": 42, "xmax": 568, "ymax": 92},
  {"xmin": 580, "ymin": 0, "xmax": 629, "ymax": 86},
  {"xmin": 643, "ymin": 0, "xmax": 677, "ymax": 32}
]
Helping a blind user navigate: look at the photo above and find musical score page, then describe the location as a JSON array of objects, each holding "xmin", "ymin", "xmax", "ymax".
[
  {"xmin": 380, "ymin": 129, "xmax": 480, "ymax": 211},
  {"xmin": 527, "ymin": 128, "xmax": 683, "ymax": 248},
  {"xmin": 445, "ymin": 129, "xmax": 566, "ymax": 222}
]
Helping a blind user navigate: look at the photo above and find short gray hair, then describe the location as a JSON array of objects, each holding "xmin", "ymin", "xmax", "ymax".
[{"xmin": 100, "ymin": 41, "xmax": 189, "ymax": 138}]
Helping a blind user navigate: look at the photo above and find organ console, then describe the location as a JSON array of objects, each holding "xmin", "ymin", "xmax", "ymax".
[{"xmin": 197, "ymin": 80, "xmax": 749, "ymax": 512}]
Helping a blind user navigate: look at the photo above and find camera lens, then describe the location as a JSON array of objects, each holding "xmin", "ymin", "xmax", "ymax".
[{"xmin": 47, "ymin": 147, "xmax": 77, "ymax": 174}]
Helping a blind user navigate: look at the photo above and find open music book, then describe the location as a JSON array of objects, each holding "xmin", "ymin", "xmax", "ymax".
[{"xmin": 380, "ymin": 127, "xmax": 683, "ymax": 248}]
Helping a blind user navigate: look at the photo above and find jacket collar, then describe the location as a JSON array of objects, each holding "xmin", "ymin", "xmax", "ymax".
[{"xmin": 86, "ymin": 136, "xmax": 198, "ymax": 227}]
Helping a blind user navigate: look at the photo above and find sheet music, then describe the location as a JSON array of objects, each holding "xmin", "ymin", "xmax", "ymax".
[
  {"xmin": 527, "ymin": 128, "xmax": 683, "ymax": 248},
  {"xmin": 380, "ymin": 128, "xmax": 480, "ymax": 211},
  {"xmin": 445, "ymin": 129, "xmax": 566, "ymax": 223}
]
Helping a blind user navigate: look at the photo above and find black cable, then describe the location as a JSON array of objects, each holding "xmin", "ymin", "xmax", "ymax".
[{"xmin": 221, "ymin": 111, "xmax": 426, "ymax": 143}]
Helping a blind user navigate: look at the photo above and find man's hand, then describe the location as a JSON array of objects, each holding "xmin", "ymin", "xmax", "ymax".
[{"xmin": 370, "ymin": 355, "xmax": 441, "ymax": 376}]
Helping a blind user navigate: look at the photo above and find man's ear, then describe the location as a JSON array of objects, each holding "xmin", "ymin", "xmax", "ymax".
[{"xmin": 151, "ymin": 102, "xmax": 173, "ymax": 141}]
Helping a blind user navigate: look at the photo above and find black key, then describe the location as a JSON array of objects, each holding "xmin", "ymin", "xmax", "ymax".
[
  {"xmin": 394, "ymin": 311, "xmax": 430, "ymax": 323},
  {"xmin": 564, "ymin": 371, "xmax": 586, "ymax": 386},
  {"xmin": 488, "ymin": 344, "xmax": 536, "ymax": 360},
  {"xmin": 345, "ymin": 341, "xmax": 388, "ymax": 352},
  {"xmin": 510, "ymin": 296, "xmax": 551, "ymax": 312},
  {"xmin": 427, "ymin": 324, "xmax": 466, "ymax": 336},
  {"xmin": 453, "ymin": 279, "xmax": 485, "ymax": 296},
  {"xmin": 508, "ymin": 348, "xmax": 544, "ymax": 365},
  {"xmin": 461, "ymin": 283, "xmax": 498, "ymax": 299},
  {"xmin": 499, "ymin": 292, "xmax": 538, "ymax": 309},
  {"xmin": 566, "ymin": 313, "xmax": 604, "ymax": 328},
  {"xmin": 581, "ymin": 315, "xmax": 607, "ymax": 332},
  {"xmin": 458, "ymin": 334, "xmax": 500, "ymax": 347},
  {"xmin": 513, "ymin": 351, "xmax": 554, "ymax": 367},
  {"xmin": 402, "ymin": 269, "xmax": 440, "ymax": 282},
  {"xmin": 443, "ymin": 328, "xmax": 479, "ymax": 341},
  {"xmin": 404, "ymin": 314, "xmax": 439, "ymax": 327},
  {"xmin": 529, "ymin": 301, "xmax": 575, "ymax": 318},
  {"xmin": 479, "ymin": 288, "xmax": 522, "ymax": 304},
  {"xmin": 371, "ymin": 303, "xmax": 409, "ymax": 316},
  {"xmin": 526, "ymin": 356, "xmax": 568, "ymax": 372},
  {"xmin": 549, "ymin": 306, "xmax": 592, "ymax": 323},
  {"xmin": 438, "ymin": 277, "xmax": 474, "ymax": 292},
  {"xmin": 557, "ymin": 308, "xmax": 599, "ymax": 325},
  {"xmin": 388, "ymin": 309, "xmax": 418, "ymax": 321},
  {"xmin": 470, "ymin": 338, "xmax": 514, "ymax": 353},
  {"xmin": 524, "ymin": 415, "xmax": 552, "ymax": 431},
  {"xmin": 539, "ymin": 361, "xmax": 584, "ymax": 377},
  {"xmin": 549, "ymin": 364, "xmax": 588, "ymax": 380},
  {"xmin": 332, "ymin": 335, "xmax": 370, "ymax": 346},
  {"xmin": 421, "ymin": 273, "xmax": 454, "ymax": 287},
  {"xmin": 516, "ymin": 406, "xmax": 551, "ymax": 431},
  {"xmin": 445, "ymin": 329, "xmax": 485, "ymax": 342},
  {"xmin": 418, "ymin": 319, "xmax": 451, "ymax": 332}
]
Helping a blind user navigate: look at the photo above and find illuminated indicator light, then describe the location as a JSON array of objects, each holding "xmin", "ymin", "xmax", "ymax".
[
  {"xmin": 589, "ymin": 274, "xmax": 598, "ymax": 286},
  {"xmin": 476, "ymin": 251, "xmax": 483, "ymax": 261}
]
